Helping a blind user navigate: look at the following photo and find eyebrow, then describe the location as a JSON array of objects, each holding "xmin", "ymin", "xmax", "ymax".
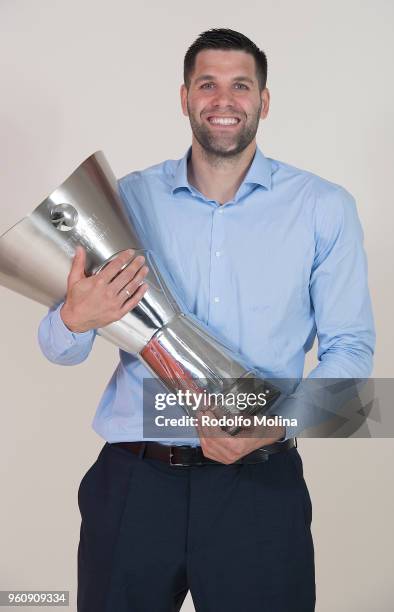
[
  {"xmin": 232, "ymin": 76, "xmax": 255, "ymax": 85},
  {"xmin": 194, "ymin": 74, "xmax": 255, "ymax": 85}
]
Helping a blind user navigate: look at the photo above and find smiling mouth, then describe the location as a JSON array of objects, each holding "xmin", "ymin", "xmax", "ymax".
[{"xmin": 206, "ymin": 116, "xmax": 241, "ymax": 126}]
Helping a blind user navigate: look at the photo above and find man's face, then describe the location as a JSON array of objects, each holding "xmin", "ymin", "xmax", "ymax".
[{"xmin": 181, "ymin": 49, "xmax": 269, "ymax": 157}]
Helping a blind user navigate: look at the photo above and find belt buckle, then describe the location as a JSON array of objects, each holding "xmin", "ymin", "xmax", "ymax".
[
  {"xmin": 169, "ymin": 445, "xmax": 205, "ymax": 466},
  {"xmin": 169, "ymin": 445, "xmax": 188, "ymax": 466}
]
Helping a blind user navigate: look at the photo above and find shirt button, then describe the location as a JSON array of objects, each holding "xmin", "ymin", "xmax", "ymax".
[
  {"xmin": 218, "ymin": 208, "xmax": 224, "ymax": 214},
  {"xmin": 215, "ymin": 251, "xmax": 221, "ymax": 257},
  {"xmin": 214, "ymin": 296, "xmax": 220, "ymax": 303}
]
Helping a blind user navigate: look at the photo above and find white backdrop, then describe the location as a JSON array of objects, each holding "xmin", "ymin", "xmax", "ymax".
[{"xmin": 1, "ymin": 1, "xmax": 393, "ymax": 610}]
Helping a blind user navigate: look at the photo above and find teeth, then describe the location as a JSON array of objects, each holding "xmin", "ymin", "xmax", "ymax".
[{"xmin": 208, "ymin": 117, "xmax": 239, "ymax": 125}]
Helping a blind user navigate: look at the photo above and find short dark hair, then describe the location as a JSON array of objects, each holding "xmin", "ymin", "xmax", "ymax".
[{"xmin": 184, "ymin": 28, "xmax": 268, "ymax": 90}]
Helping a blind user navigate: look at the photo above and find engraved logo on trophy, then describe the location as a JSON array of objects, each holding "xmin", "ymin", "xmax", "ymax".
[{"xmin": 50, "ymin": 203, "xmax": 79, "ymax": 232}]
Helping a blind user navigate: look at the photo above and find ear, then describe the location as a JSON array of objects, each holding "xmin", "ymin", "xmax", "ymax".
[
  {"xmin": 260, "ymin": 87, "xmax": 270, "ymax": 120},
  {"xmin": 180, "ymin": 83, "xmax": 189, "ymax": 116}
]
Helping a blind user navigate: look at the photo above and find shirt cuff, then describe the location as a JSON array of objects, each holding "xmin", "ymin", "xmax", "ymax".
[{"xmin": 52, "ymin": 302, "xmax": 95, "ymax": 347}]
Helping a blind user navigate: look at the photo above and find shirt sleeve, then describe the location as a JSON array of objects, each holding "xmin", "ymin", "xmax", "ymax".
[
  {"xmin": 37, "ymin": 301, "xmax": 96, "ymax": 365},
  {"xmin": 273, "ymin": 185, "xmax": 376, "ymax": 438}
]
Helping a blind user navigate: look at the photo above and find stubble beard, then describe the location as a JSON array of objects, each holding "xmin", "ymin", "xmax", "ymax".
[{"xmin": 187, "ymin": 100, "xmax": 262, "ymax": 165}]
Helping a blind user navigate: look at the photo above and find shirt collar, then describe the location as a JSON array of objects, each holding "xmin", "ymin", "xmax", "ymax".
[
  {"xmin": 171, "ymin": 147, "xmax": 192, "ymax": 193},
  {"xmin": 242, "ymin": 146, "xmax": 272, "ymax": 190},
  {"xmin": 171, "ymin": 145, "xmax": 272, "ymax": 194}
]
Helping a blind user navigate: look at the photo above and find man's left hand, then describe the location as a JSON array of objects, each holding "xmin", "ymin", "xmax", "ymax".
[{"xmin": 195, "ymin": 409, "xmax": 286, "ymax": 464}]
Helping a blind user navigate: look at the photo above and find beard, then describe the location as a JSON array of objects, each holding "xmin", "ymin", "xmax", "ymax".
[{"xmin": 187, "ymin": 101, "xmax": 262, "ymax": 159}]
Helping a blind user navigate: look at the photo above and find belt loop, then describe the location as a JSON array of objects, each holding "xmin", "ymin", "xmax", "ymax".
[{"xmin": 138, "ymin": 442, "xmax": 147, "ymax": 459}]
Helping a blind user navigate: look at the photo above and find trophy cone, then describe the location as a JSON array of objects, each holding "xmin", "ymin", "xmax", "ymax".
[{"xmin": 0, "ymin": 152, "xmax": 179, "ymax": 353}]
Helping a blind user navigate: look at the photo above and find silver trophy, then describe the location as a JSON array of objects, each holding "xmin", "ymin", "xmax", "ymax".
[{"xmin": 0, "ymin": 152, "xmax": 280, "ymax": 434}]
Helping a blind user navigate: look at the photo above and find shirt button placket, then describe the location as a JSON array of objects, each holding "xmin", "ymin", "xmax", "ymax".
[{"xmin": 209, "ymin": 205, "xmax": 225, "ymax": 322}]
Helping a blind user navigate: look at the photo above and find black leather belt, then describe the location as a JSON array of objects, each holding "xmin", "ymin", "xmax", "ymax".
[{"xmin": 111, "ymin": 438, "xmax": 296, "ymax": 466}]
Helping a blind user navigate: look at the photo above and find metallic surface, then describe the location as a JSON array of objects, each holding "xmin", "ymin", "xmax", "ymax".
[
  {"xmin": 0, "ymin": 152, "xmax": 280, "ymax": 433},
  {"xmin": 0, "ymin": 152, "xmax": 179, "ymax": 353},
  {"xmin": 140, "ymin": 313, "xmax": 281, "ymax": 434}
]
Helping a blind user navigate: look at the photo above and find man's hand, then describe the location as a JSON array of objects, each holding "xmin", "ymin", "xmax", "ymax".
[
  {"xmin": 196, "ymin": 409, "xmax": 285, "ymax": 464},
  {"xmin": 60, "ymin": 246, "xmax": 149, "ymax": 332}
]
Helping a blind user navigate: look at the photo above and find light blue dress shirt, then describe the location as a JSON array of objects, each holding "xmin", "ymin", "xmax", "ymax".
[{"xmin": 38, "ymin": 146, "xmax": 375, "ymax": 445}]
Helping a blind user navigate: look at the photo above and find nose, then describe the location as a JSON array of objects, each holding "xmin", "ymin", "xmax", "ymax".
[{"xmin": 211, "ymin": 86, "xmax": 236, "ymax": 109}]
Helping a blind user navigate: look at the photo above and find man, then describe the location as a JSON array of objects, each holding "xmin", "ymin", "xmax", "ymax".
[{"xmin": 38, "ymin": 28, "xmax": 375, "ymax": 612}]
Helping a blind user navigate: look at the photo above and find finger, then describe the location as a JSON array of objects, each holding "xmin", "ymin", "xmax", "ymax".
[
  {"xmin": 117, "ymin": 264, "xmax": 149, "ymax": 300},
  {"xmin": 118, "ymin": 282, "xmax": 149, "ymax": 316},
  {"xmin": 67, "ymin": 246, "xmax": 86, "ymax": 287},
  {"xmin": 99, "ymin": 249, "xmax": 136, "ymax": 284},
  {"xmin": 195, "ymin": 410, "xmax": 215, "ymax": 442},
  {"xmin": 195, "ymin": 412, "xmax": 204, "ymax": 438},
  {"xmin": 198, "ymin": 409, "xmax": 225, "ymax": 438},
  {"xmin": 195, "ymin": 409, "xmax": 206, "ymax": 432},
  {"xmin": 196, "ymin": 409, "xmax": 246, "ymax": 462},
  {"xmin": 196, "ymin": 416, "xmax": 230, "ymax": 461},
  {"xmin": 111, "ymin": 255, "xmax": 147, "ymax": 294}
]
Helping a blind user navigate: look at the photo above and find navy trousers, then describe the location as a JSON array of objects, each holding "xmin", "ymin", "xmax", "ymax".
[{"xmin": 77, "ymin": 442, "xmax": 315, "ymax": 611}]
